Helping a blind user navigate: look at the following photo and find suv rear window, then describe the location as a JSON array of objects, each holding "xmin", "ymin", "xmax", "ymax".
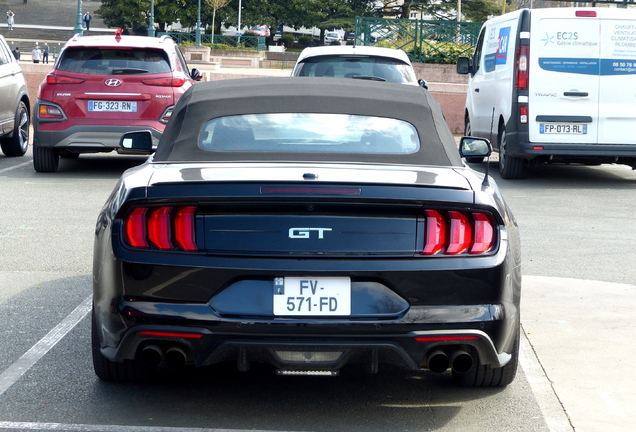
[
  {"xmin": 57, "ymin": 48, "xmax": 171, "ymax": 75},
  {"xmin": 199, "ymin": 113, "xmax": 419, "ymax": 154},
  {"xmin": 296, "ymin": 55, "xmax": 416, "ymax": 83}
]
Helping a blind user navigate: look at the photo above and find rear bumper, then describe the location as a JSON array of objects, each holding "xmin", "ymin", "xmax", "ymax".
[
  {"xmin": 506, "ymin": 131, "xmax": 636, "ymax": 159},
  {"xmin": 98, "ymin": 319, "xmax": 513, "ymax": 372},
  {"xmin": 34, "ymin": 125, "xmax": 163, "ymax": 151}
]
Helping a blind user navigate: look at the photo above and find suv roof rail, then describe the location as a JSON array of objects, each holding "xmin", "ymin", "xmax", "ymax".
[
  {"xmin": 71, "ymin": 33, "xmax": 82, "ymax": 42},
  {"xmin": 159, "ymin": 35, "xmax": 172, "ymax": 43}
]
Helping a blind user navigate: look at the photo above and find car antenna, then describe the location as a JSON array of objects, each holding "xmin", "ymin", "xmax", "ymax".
[{"xmin": 482, "ymin": 154, "xmax": 491, "ymax": 188}]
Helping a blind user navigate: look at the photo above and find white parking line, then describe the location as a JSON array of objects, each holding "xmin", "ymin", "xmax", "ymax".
[
  {"xmin": 0, "ymin": 296, "xmax": 92, "ymax": 397},
  {"xmin": 0, "ymin": 422, "xmax": 305, "ymax": 432},
  {"xmin": 0, "ymin": 161, "xmax": 31, "ymax": 175},
  {"xmin": 519, "ymin": 327, "xmax": 574, "ymax": 432}
]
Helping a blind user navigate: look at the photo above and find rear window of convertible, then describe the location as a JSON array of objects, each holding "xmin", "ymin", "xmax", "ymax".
[
  {"xmin": 57, "ymin": 48, "xmax": 171, "ymax": 75},
  {"xmin": 199, "ymin": 113, "xmax": 420, "ymax": 154}
]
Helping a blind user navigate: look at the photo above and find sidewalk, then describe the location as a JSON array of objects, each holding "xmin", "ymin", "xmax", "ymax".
[{"xmin": 521, "ymin": 275, "xmax": 636, "ymax": 432}]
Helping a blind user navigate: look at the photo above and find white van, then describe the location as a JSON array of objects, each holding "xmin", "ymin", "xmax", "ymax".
[{"xmin": 457, "ymin": 7, "xmax": 636, "ymax": 179}]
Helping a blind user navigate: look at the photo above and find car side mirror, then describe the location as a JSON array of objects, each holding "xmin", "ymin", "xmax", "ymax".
[
  {"xmin": 191, "ymin": 68, "xmax": 202, "ymax": 81},
  {"xmin": 457, "ymin": 57, "xmax": 472, "ymax": 75},
  {"xmin": 120, "ymin": 131, "xmax": 153, "ymax": 151},
  {"xmin": 459, "ymin": 137, "xmax": 492, "ymax": 158},
  {"xmin": 418, "ymin": 79, "xmax": 428, "ymax": 90}
]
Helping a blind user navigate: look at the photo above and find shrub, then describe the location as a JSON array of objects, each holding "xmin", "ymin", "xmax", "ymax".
[
  {"xmin": 298, "ymin": 36, "xmax": 314, "ymax": 48},
  {"xmin": 280, "ymin": 34, "xmax": 295, "ymax": 48}
]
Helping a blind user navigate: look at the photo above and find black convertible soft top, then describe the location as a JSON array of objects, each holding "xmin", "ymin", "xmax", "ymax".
[{"xmin": 153, "ymin": 77, "xmax": 463, "ymax": 167}]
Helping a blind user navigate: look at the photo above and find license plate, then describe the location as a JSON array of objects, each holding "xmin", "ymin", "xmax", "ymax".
[
  {"xmin": 273, "ymin": 277, "xmax": 351, "ymax": 316},
  {"xmin": 540, "ymin": 123, "xmax": 587, "ymax": 134},
  {"xmin": 88, "ymin": 101, "xmax": 137, "ymax": 112}
]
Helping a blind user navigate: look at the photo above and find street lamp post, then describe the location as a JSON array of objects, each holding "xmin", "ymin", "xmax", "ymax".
[
  {"xmin": 238, "ymin": 0, "xmax": 242, "ymax": 36},
  {"xmin": 195, "ymin": 0, "xmax": 202, "ymax": 46},
  {"xmin": 73, "ymin": 0, "xmax": 83, "ymax": 35},
  {"xmin": 148, "ymin": 0, "xmax": 155, "ymax": 37}
]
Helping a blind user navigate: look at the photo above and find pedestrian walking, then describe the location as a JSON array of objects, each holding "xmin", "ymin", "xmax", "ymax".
[
  {"xmin": 32, "ymin": 44, "xmax": 41, "ymax": 63},
  {"xmin": 42, "ymin": 42, "xmax": 49, "ymax": 64},
  {"xmin": 6, "ymin": 10, "xmax": 14, "ymax": 30},
  {"xmin": 83, "ymin": 11, "xmax": 92, "ymax": 31},
  {"xmin": 12, "ymin": 46, "xmax": 20, "ymax": 61}
]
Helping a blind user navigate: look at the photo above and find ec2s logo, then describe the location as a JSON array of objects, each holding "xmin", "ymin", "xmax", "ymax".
[
  {"xmin": 288, "ymin": 228, "xmax": 332, "ymax": 239},
  {"xmin": 557, "ymin": 31, "xmax": 578, "ymax": 41}
]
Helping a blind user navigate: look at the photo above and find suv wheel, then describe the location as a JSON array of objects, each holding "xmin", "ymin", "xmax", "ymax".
[
  {"xmin": 1, "ymin": 102, "xmax": 30, "ymax": 157},
  {"xmin": 33, "ymin": 144, "xmax": 60, "ymax": 173}
]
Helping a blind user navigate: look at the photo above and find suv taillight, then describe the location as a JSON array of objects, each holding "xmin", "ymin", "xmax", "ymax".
[
  {"xmin": 38, "ymin": 104, "xmax": 65, "ymax": 119},
  {"xmin": 45, "ymin": 74, "xmax": 85, "ymax": 84},
  {"xmin": 421, "ymin": 210, "xmax": 496, "ymax": 256},
  {"xmin": 124, "ymin": 206, "xmax": 197, "ymax": 251},
  {"xmin": 142, "ymin": 77, "xmax": 187, "ymax": 87}
]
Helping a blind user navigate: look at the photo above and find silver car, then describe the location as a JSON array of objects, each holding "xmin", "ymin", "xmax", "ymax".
[{"xmin": 0, "ymin": 35, "xmax": 30, "ymax": 157}]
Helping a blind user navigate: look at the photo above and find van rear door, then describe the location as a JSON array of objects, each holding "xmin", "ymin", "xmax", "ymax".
[
  {"xmin": 528, "ymin": 8, "xmax": 600, "ymax": 144},
  {"xmin": 597, "ymin": 8, "xmax": 636, "ymax": 145}
]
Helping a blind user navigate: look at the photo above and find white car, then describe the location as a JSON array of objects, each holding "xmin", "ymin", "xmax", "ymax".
[
  {"xmin": 291, "ymin": 45, "xmax": 427, "ymax": 88},
  {"xmin": 324, "ymin": 32, "xmax": 342, "ymax": 44}
]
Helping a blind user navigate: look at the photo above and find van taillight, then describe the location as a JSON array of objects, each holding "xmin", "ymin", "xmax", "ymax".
[
  {"xmin": 124, "ymin": 206, "xmax": 197, "ymax": 251},
  {"xmin": 422, "ymin": 210, "xmax": 496, "ymax": 256},
  {"xmin": 515, "ymin": 45, "xmax": 529, "ymax": 91},
  {"xmin": 520, "ymin": 106, "xmax": 528, "ymax": 124}
]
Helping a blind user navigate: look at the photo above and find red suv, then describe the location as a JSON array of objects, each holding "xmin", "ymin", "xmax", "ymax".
[{"xmin": 33, "ymin": 32, "xmax": 201, "ymax": 172}]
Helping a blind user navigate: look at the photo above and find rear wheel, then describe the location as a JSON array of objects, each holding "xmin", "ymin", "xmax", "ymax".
[
  {"xmin": 0, "ymin": 101, "xmax": 30, "ymax": 157},
  {"xmin": 91, "ymin": 308, "xmax": 149, "ymax": 382},
  {"xmin": 498, "ymin": 126, "xmax": 524, "ymax": 179},
  {"xmin": 452, "ymin": 327, "xmax": 520, "ymax": 387},
  {"xmin": 33, "ymin": 144, "xmax": 60, "ymax": 173},
  {"xmin": 463, "ymin": 116, "xmax": 484, "ymax": 164}
]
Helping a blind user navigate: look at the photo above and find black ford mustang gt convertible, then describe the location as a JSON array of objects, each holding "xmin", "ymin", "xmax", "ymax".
[{"xmin": 92, "ymin": 77, "xmax": 521, "ymax": 386}]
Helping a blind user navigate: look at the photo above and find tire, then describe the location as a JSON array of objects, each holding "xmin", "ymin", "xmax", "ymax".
[
  {"xmin": 33, "ymin": 144, "xmax": 60, "ymax": 173},
  {"xmin": 91, "ymin": 307, "xmax": 149, "ymax": 382},
  {"xmin": 463, "ymin": 116, "xmax": 484, "ymax": 164},
  {"xmin": 452, "ymin": 327, "xmax": 520, "ymax": 387},
  {"xmin": 0, "ymin": 101, "xmax": 30, "ymax": 157},
  {"xmin": 498, "ymin": 125, "xmax": 524, "ymax": 179}
]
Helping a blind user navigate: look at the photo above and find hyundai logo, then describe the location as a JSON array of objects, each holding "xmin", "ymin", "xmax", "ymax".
[
  {"xmin": 289, "ymin": 228, "xmax": 332, "ymax": 239},
  {"xmin": 104, "ymin": 78, "xmax": 122, "ymax": 87}
]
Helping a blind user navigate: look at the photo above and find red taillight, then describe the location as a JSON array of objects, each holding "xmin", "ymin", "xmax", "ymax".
[
  {"xmin": 45, "ymin": 74, "xmax": 85, "ymax": 84},
  {"xmin": 174, "ymin": 206, "xmax": 197, "ymax": 251},
  {"xmin": 123, "ymin": 206, "xmax": 197, "ymax": 251},
  {"xmin": 125, "ymin": 207, "xmax": 148, "ymax": 248},
  {"xmin": 423, "ymin": 210, "xmax": 447, "ymax": 255},
  {"xmin": 38, "ymin": 104, "xmax": 65, "ymax": 119},
  {"xmin": 515, "ymin": 45, "xmax": 529, "ymax": 91},
  {"xmin": 148, "ymin": 207, "xmax": 173, "ymax": 250},
  {"xmin": 575, "ymin": 10, "xmax": 596, "ymax": 17},
  {"xmin": 421, "ymin": 210, "xmax": 496, "ymax": 256},
  {"xmin": 142, "ymin": 77, "xmax": 186, "ymax": 87},
  {"xmin": 447, "ymin": 211, "xmax": 473, "ymax": 255}
]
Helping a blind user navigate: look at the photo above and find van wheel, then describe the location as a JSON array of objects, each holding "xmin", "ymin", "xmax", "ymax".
[
  {"xmin": 0, "ymin": 102, "xmax": 30, "ymax": 157},
  {"xmin": 452, "ymin": 326, "xmax": 520, "ymax": 387},
  {"xmin": 33, "ymin": 144, "xmax": 60, "ymax": 173},
  {"xmin": 498, "ymin": 126, "xmax": 524, "ymax": 179},
  {"xmin": 464, "ymin": 117, "xmax": 484, "ymax": 164}
]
